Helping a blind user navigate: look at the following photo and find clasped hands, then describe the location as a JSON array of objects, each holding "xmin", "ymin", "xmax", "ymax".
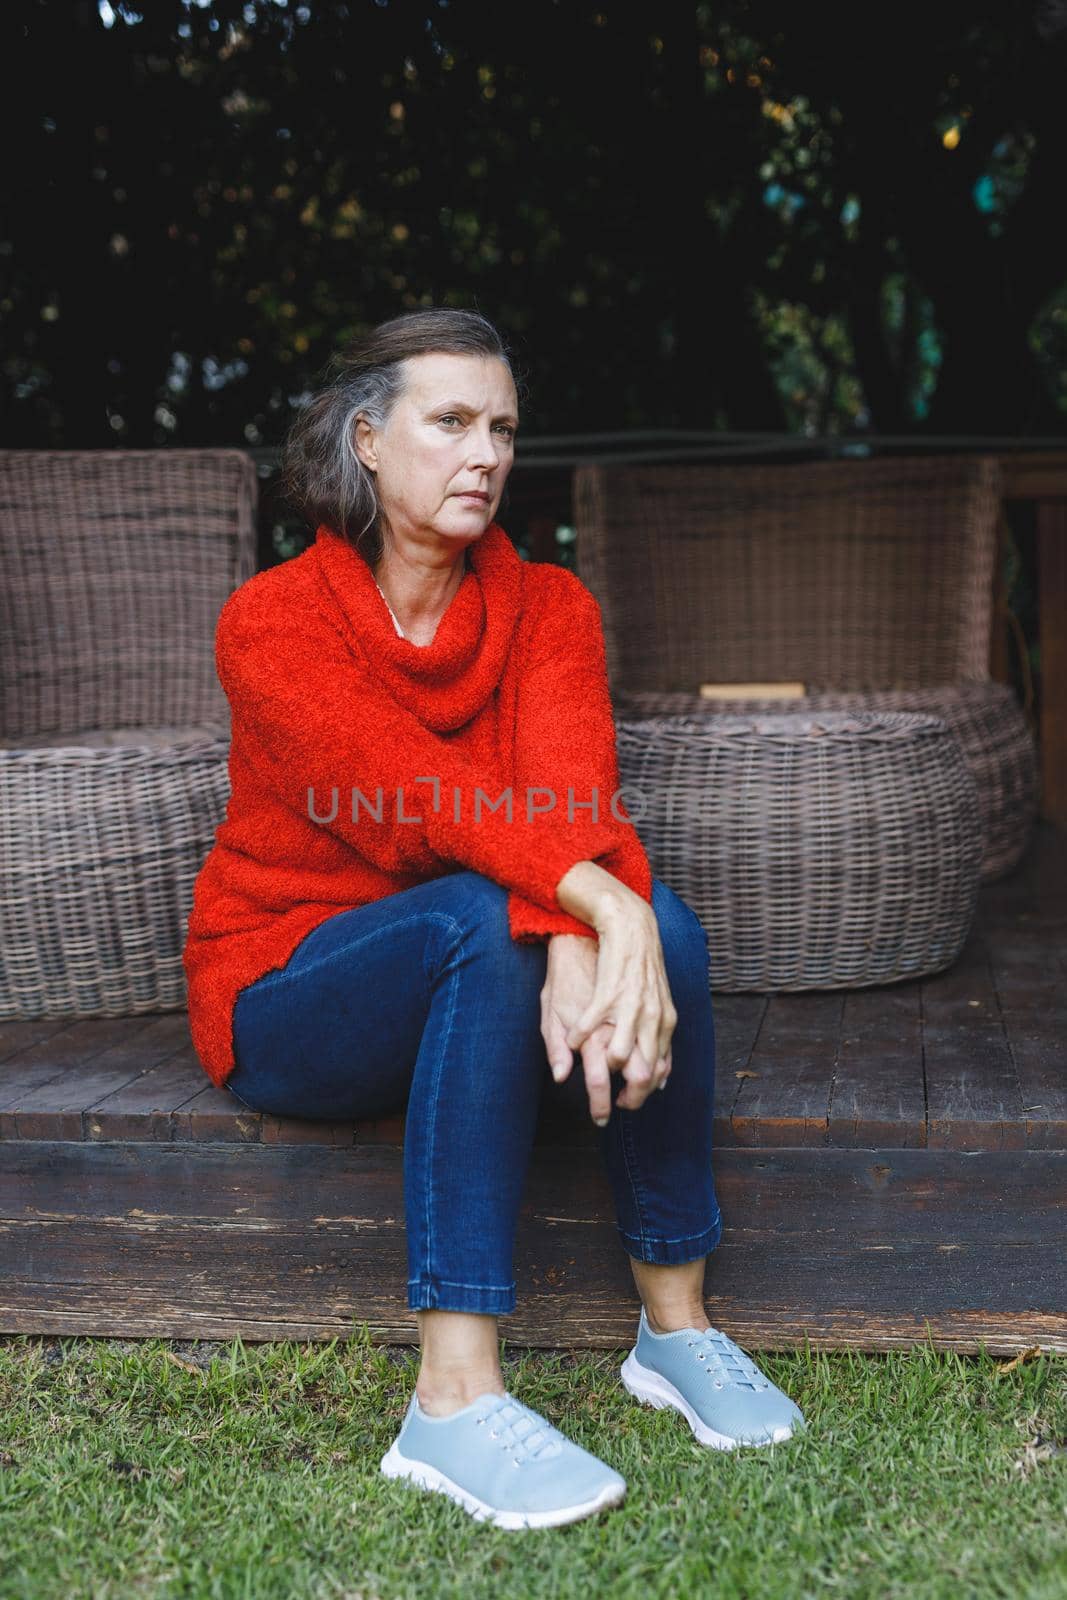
[{"xmin": 540, "ymin": 908, "xmax": 677, "ymax": 1127}]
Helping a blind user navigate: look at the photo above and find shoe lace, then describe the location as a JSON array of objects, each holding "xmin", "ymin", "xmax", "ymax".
[
  {"xmin": 685, "ymin": 1327, "xmax": 769, "ymax": 1391},
  {"xmin": 475, "ymin": 1395, "xmax": 564, "ymax": 1467}
]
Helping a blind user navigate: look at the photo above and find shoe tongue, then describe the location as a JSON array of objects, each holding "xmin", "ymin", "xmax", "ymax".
[
  {"xmin": 479, "ymin": 1392, "xmax": 561, "ymax": 1460},
  {"xmin": 642, "ymin": 1313, "xmax": 762, "ymax": 1388},
  {"xmin": 696, "ymin": 1329, "xmax": 761, "ymax": 1388}
]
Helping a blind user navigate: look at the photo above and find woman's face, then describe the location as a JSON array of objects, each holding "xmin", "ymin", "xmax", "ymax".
[{"xmin": 354, "ymin": 351, "xmax": 519, "ymax": 550}]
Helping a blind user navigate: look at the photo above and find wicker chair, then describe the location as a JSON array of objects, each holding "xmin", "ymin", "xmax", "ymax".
[
  {"xmin": 0, "ymin": 449, "xmax": 256, "ymax": 1019},
  {"xmin": 576, "ymin": 453, "xmax": 1037, "ymax": 881}
]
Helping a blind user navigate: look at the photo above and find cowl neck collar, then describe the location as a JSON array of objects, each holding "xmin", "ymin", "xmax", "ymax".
[{"xmin": 313, "ymin": 520, "xmax": 523, "ymax": 732}]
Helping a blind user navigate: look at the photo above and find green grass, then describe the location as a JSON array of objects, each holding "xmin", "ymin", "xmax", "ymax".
[{"xmin": 0, "ymin": 1328, "xmax": 1063, "ymax": 1600}]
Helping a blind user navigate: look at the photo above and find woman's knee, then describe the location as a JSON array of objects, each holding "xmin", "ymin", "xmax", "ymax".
[
  {"xmin": 433, "ymin": 869, "xmax": 512, "ymax": 942},
  {"xmin": 651, "ymin": 878, "xmax": 710, "ymax": 995},
  {"xmin": 428, "ymin": 871, "xmax": 546, "ymax": 986}
]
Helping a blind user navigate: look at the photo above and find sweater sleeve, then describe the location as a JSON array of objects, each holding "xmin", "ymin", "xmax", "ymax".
[
  {"xmin": 506, "ymin": 570, "xmax": 653, "ymax": 945},
  {"xmin": 214, "ymin": 584, "xmax": 645, "ymax": 910}
]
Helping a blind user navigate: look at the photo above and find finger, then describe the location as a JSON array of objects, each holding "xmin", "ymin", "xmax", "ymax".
[
  {"xmin": 543, "ymin": 1016, "xmax": 573, "ymax": 1083},
  {"xmin": 638, "ymin": 1051, "xmax": 670, "ymax": 1095},
  {"xmin": 568, "ymin": 997, "xmax": 621, "ymax": 1056},
  {"xmin": 617, "ymin": 1059, "xmax": 669, "ymax": 1109},
  {"xmin": 604, "ymin": 1012, "xmax": 638, "ymax": 1071},
  {"xmin": 645, "ymin": 1037, "xmax": 673, "ymax": 1094},
  {"xmin": 624, "ymin": 1044, "xmax": 655, "ymax": 1094},
  {"xmin": 565, "ymin": 1001, "xmax": 604, "ymax": 1053},
  {"xmin": 616, "ymin": 1044, "xmax": 656, "ymax": 1110},
  {"xmin": 637, "ymin": 1019, "xmax": 661, "ymax": 1079},
  {"xmin": 581, "ymin": 1034, "xmax": 613, "ymax": 1126},
  {"xmin": 658, "ymin": 999, "xmax": 678, "ymax": 1064}
]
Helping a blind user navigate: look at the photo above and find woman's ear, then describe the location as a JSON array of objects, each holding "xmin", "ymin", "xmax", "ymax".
[{"xmin": 353, "ymin": 415, "xmax": 378, "ymax": 472}]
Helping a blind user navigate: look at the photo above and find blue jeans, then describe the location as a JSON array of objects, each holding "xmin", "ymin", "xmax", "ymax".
[{"xmin": 227, "ymin": 871, "xmax": 722, "ymax": 1316}]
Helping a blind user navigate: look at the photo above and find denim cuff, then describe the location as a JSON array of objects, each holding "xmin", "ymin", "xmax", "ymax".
[
  {"xmin": 616, "ymin": 1208, "xmax": 723, "ymax": 1265},
  {"xmin": 407, "ymin": 1276, "xmax": 517, "ymax": 1316}
]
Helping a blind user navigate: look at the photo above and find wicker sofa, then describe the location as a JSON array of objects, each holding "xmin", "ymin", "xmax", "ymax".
[
  {"xmin": 575, "ymin": 453, "xmax": 1037, "ymax": 882},
  {"xmin": 0, "ymin": 449, "xmax": 256, "ymax": 1019}
]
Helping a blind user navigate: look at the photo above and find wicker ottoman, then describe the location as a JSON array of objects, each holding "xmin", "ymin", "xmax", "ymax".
[
  {"xmin": 614, "ymin": 709, "xmax": 982, "ymax": 991},
  {"xmin": 615, "ymin": 684, "xmax": 1035, "ymax": 885}
]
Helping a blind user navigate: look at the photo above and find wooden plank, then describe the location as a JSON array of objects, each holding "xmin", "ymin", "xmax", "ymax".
[
  {"xmin": 0, "ymin": 1284, "xmax": 1060, "ymax": 1354},
  {"xmin": 921, "ymin": 921, "xmax": 1030, "ymax": 1150},
  {"xmin": 924, "ymin": 1024, "xmax": 1025, "ymax": 1151},
  {"xmin": 986, "ymin": 917, "xmax": 1066, "ymax": 1012},
  {"xmin": 830, "ymin": 984, "xmax": 925, "ymax": 1147},
  {"xmin": 0, "ymin": 1140, "xmax": 1062, "ymax": 1353},
  {"xmin": 709, "ymin": 993, "xmax": 766, "ymax": 1142},
  {"xmin": 728, "ymin": 994, "xmax": 842, "ymax": 1146},
  {"xmin": 84, "ymin": 1050, "xmax": 223, "ymax": 1142},
  {"xmin": 711, "ymin": 994, "xmax": 766, "ymax": 1074},
  {"xmin": 992, "ymin": 963, "xmax": 1067, "ymax": 1016},
  {"xmin": 747, "ymin": 992, "xmax": 846, "ymax": 1057},
  {"xmin": 829, "ymin": 1057, "xmax": 926, "ymax": 1149},
  {"xmin": 0, "ymin": 1015, "xmax": 173, "ymax": 1137},
  {"xmin": 0, "ymin": 1016, "xmax": 79, "ymax": 1064},
  {"xmin": 920, "ymin": 931, "xmax": 1004, "ymax": 1029},
  {"xmin": 1006, "ymin": 1013, "xmax": 1067, "ymax": 1150},
  {"xmin": 171, "ymin": 1078, "xmax": 302, "ymax": 1145},
  {"xmin": 6, "ymin": 1014, "xmax": 190, "ymax": 1141},
  {"xmin": 729, "ymin": 1056, "xmax": 835, "ymax": 1147}
]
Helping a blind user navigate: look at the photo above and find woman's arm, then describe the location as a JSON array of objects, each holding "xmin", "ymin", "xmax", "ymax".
[
  {"xmin": 554, "ymin": 858, "xmax": 642, "ymax": 929},
  {"xmin": 505, "ymin": 571, "xmax": 669, "ymax": 1117},
  {"xmin": 506, "ymin": 569, "xmax": 654, "ymax": 944}
]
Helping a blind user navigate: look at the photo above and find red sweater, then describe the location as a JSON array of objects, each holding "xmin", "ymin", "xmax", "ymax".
[{"xmin": 182, "ymin": 521, "xmax": 653, "ymax": 1088}]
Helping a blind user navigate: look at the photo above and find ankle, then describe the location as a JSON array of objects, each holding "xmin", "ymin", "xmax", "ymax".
[
  {"xmin": 415, "ymin": 1372, "xmax": 507, "ymax": 1418},
  {"xmin": 644, "ymin": 1306, "xmax": 711, "ymax": 1336}
]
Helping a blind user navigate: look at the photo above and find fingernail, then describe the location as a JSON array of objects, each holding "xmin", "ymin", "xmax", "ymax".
[
  {"xmin": 594, "ymin": 1116, "xmax": 609, "ymax": 1127},
  {"xmin": 551, "ymin": 1063, "xmax": 565, "ymax": 1081},
  {"xmin": 658, "ymin": 1080, "xmax": 668, "ymax": 1091}
]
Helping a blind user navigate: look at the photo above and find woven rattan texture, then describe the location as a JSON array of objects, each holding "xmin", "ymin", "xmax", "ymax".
[
  {"xmin": 615, "ymin": 684, "xmax": 1034, "ymax": 884},
  {"xmin": 575, "ymin": 453, "xmax": 1001, "ymax": 693},
  {"xmin": 575, "ymin": 453, "xmax": 1035, "ymax": 882},
  {"xmin": 615, "ymin": 710, "xmax": 982, "ymax": 992},
  {"xmin": 0, "ymin": 449, "xmax": 257, "ymax": 740},
  {"xmin": 0, "ymin": 734, "xmax": 231, "ymax": 1017},
  {"xmin": 0, "ymin": 450, "xmax": 256, "ymax": 1019}
]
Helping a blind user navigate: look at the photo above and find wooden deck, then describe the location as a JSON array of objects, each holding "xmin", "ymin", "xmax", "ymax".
[{"xmin": 1, "ymin": 823, "xmax": 1064, "ymax": 1355}]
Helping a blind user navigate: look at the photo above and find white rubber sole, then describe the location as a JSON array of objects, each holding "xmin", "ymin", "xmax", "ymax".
[
  {"xmin": 379, "ymin": 1440, "xmax": 627, "ymax": 1530},
  {"xmin": 620, "ymin": 1350, "xmax": 796, "ymax": 1450}
]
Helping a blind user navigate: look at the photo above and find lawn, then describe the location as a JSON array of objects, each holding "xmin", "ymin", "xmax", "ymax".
[{"xmin": 0, "ymin": 1327, "xmax": 1063, "ymax": 1600}]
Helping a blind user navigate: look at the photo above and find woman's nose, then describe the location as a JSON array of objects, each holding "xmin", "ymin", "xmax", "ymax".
[{"xmin": 465, "ymin": 428, "xmax": 501, "ymax": 469}]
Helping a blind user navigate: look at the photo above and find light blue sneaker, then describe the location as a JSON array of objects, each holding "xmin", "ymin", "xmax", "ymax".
[
  {"xmin": 380, "ymin": 1388, "xmax": 627, "ymax": 1530},
  {"xmin": 620, "ymin": 1308, "xmax": 806, "ymax": 1450}
]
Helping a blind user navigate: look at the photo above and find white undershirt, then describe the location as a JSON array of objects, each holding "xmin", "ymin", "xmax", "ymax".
[{"xmin": 374, "ymin": 579, "xmax": 406, "ymax": 639}]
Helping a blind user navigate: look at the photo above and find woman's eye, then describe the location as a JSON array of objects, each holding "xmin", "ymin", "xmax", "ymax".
[{"xmin": 494, "ymin": 424, "xmax": 515, "ymax": 440}]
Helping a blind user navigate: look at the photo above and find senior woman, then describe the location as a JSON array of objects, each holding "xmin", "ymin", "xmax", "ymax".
[{"xmin": 182, "ymin": 307, "xmax": 804, "ymax": 1532}]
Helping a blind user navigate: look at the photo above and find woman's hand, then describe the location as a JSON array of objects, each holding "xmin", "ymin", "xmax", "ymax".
[{"xmin": 541, "ymin": 922, "xmax": 675, "ymax": 1126}]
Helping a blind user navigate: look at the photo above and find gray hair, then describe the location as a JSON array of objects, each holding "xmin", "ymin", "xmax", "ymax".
[{"xmin": 281, "ymin": 308, "xmax": 521, "ymax": 564}]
